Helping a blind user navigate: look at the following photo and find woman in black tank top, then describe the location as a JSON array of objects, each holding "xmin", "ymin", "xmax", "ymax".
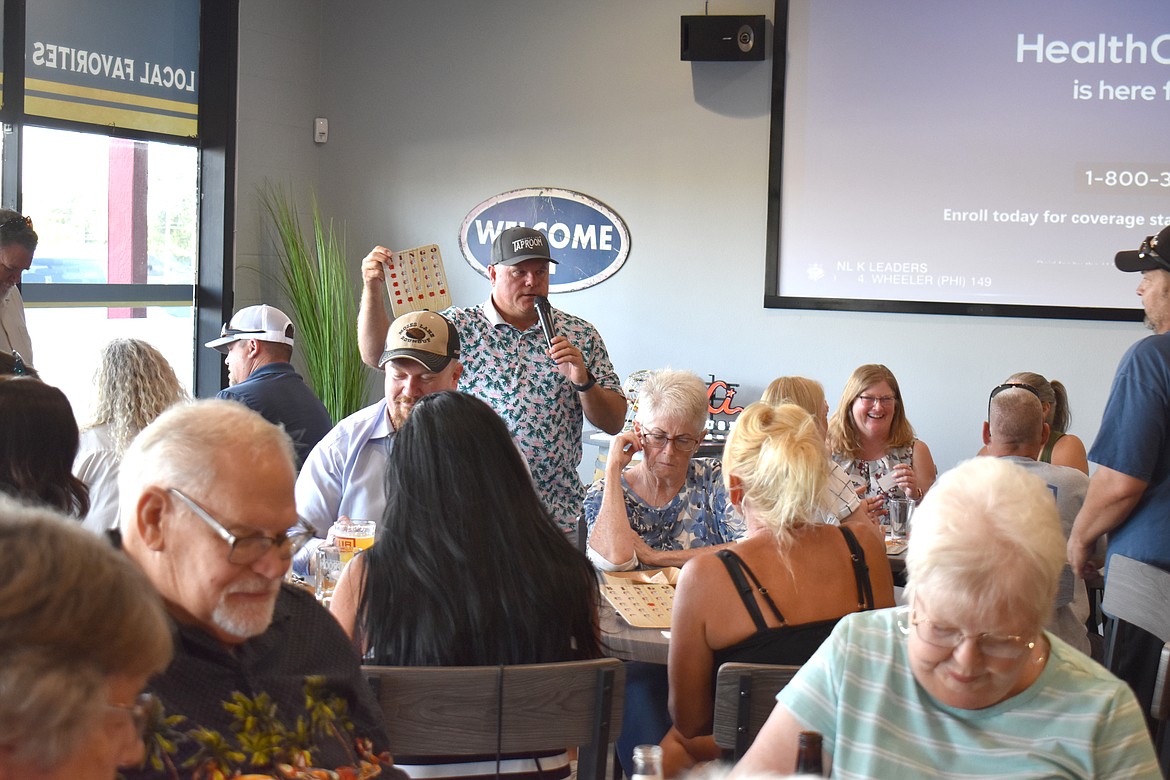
[{"xmin": 658, "ymin": 402, "xmax": 896, "ymax": 777}]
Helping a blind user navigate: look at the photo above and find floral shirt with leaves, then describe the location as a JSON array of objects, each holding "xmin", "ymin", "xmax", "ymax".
[{"xmin": 444, "ymin": 300, "xmax": 623, "ymax": 535}]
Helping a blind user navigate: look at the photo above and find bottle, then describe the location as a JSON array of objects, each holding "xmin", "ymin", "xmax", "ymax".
[
  {"xmin": 794, "ymin": 730, "xmax": 824, "ymax": 776},
  {"xmin": 631, "ymin": 744, "xmax": 664, "ymax": 780}
]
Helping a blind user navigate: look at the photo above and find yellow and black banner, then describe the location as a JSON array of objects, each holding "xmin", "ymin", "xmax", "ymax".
[{"xmin": 25, "ymin": 0, "xmax": 199, "ymax": 138}]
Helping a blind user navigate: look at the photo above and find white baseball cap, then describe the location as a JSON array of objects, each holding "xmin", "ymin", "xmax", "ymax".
[{"xmin": 204, "ymin": 304, "xmax": 295, "ymax": 353}]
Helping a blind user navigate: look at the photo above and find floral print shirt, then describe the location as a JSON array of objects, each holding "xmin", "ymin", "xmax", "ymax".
[
  {"xmin": 582, "ymin": 458, "xmax": 746, "ymax": 559},
  {"xmin": 444, "ymin": 299, "xmax": 622, "ymax": 534}
]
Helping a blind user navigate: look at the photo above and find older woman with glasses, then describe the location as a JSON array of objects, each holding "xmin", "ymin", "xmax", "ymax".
[
  {"xmin": 0, "ymin": 210, "xmax": 37, "ymax": 363},
  {"xmin": 829, "ymin": 363, "xmax": 937, "ymax": 512},
  {"xmin": 0, "ymin": 494, "xmax": 172, "ymax": 780},
  {"xmin": 584, "ymin": 369, "xmax": 744, "ymax": 571},
  {"xmin": 583, "ymin": 369, "xmax": 745, "ymax": 777},
  {"xmin": 730, "ymin": 456, "xmax": 1159, "ymax": 778}
]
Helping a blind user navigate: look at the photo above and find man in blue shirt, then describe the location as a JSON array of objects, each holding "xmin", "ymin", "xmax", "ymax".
[
  {"xmin": 1069, "ymin": 223, "xmax": 1170, "ymax": 736},
  {"xmin": 206, "ymin": 304, "xmax": 332, "ymax": 469}
]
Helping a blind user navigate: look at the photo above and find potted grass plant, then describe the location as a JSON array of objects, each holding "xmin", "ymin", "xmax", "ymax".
[{"xmin": 259, "ymin": 185, "xmax": 368, "ymax": 424}]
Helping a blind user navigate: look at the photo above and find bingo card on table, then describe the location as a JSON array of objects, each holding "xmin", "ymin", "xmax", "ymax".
[{"xmin": 601, "ymin": 583, "xmax": 675, "ymax": 629}]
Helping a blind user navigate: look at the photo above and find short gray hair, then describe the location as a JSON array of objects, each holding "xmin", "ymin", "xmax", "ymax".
[
  {"xmin": 119, "ymin": 399, "xmax": 297, "ymax": 531},
  {"xmin": 0, "ymin": 495, "xmax": 171, "ymax": 768},
  {"xmin": 634, "ymin": 369, "xmax": 708, "ymax": 433},
  {"xmin": 906, "ymin": 457, "xmax": 1064, "ymax": 630}
]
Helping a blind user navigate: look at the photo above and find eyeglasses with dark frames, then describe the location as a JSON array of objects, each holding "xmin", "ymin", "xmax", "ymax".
[
  {"xmin": 987, "ymin": 382, "xmax": 1040, "ymax": 419},
  {"xmin": 168, "ymin": 488, "xmax": 314, "ymax": 565},
  {"xmin": 637, "ymin": 425, "xmax": 702, "ymax": 453},
  {"xmin": 857, "ymin": 394, "xmax": 897, "ymax": 407}
]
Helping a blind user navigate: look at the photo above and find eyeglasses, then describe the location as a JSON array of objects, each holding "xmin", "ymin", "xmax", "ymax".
[
  {"xmin": 106, "ymin": 692, "xmax": 158, "ymax": 740},
  {"xmin": 903, "ymin": 606, "xmax": 1036, "ymax": 659},
  {"xmin": 638, "ymin": 427, "xmax": 702, "ymax": 453},
  {"xmin": 0, "ymin": 215, "xmax": 32, "ymax": 232},
  {"xmin": 168, "ymin": 488, "xmax": 314, "ymax": 565},
  {"xmin": 857, "ymin": 394, "xmax": 897, "ymax": 407},
  {"xmin": 987, "ymin": 382, "xmax": 1040, "ymax": 418}
]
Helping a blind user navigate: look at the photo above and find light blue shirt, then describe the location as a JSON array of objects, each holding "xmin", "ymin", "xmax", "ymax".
[{"xmin": 293, "ymin": 399, "xmax": 394, "ymax": 572}]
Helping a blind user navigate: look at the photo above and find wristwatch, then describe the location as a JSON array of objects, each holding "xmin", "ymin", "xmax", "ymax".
[{"xmin": 571, "ymin": 371, "xmax": 597, "ymax": 393}]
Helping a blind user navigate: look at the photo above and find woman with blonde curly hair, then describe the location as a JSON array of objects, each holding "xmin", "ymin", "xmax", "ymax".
[
  {"xmin": 661, "ymin": 402, "xmax": 894, "ymax": 776},
  {"xmin": 829, "ymin": 364, "xmax": 937, "ymax": 511},
  {"xmin": 74, "ymin": 338, "xmax": 187, "ymax": 533}
]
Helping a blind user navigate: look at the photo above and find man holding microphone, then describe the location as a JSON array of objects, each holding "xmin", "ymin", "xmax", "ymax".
[{"xmin": 358, "ymin": 226, "xmax": 626, "ymax": 538}]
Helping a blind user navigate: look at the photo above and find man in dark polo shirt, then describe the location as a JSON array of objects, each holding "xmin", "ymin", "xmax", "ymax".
[
  {"xmin": 116, "ymin": 400, "xmax": 396, "ymax": 779},
  {"xmin": 206, "ymin": 303, "xmax": 332, "ymax": 468}
]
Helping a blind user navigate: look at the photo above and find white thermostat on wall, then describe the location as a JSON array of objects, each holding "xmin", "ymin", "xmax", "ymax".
[{"xmin": 314, "ymin": 117, "xmax": 328, "ymax": 144}]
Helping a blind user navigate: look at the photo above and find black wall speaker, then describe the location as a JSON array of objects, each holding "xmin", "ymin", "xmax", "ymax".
[{"xmin": 680, "ymin": 15, "xmax": 766, "ymax": 61}]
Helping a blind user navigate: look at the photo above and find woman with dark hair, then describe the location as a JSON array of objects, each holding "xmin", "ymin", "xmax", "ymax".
[
  {"xmin": 0, "ymin": 378, "xmax": 88, "ymax": 517},
  {"xmin": 331, "ymin": 390, "xmax": 600, "ymax": 778},
  {"xmin": 0, "ymin": 210, "xmax": 38, "ymax": 363}
]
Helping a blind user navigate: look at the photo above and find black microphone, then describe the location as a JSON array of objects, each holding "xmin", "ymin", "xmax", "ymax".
[{"xmin": 534, "ymin": 295, "xmax": 556, "ymax": 349}]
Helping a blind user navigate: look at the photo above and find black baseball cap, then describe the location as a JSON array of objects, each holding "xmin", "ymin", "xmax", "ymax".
[
  {"xmin": 1116, "ymin": 224, "xmax": 1170, "ymax": 273},
  {"xmin": 490, "ymin": 226, "xmax": 559, "ymax": 266}
]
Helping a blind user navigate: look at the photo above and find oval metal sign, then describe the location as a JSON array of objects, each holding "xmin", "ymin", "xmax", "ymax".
[{"xmin": 459, "ymin": 187, "xmax": 630, "ymax": 292}]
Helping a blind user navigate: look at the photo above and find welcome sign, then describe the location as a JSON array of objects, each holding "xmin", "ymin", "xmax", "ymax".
[{"xmin": 459, "ymin": 187, "xmax": 630, "ymax": 293}]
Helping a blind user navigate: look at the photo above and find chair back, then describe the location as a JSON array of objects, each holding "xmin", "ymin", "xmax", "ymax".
[
  {"xmin": 363, "ymin": 658, "xmax": 624, "ymax": 780},
  {"xmin": 1102, "ymin": 553, "xmax": 1170, "ymax": 773},
  {"xmin": 1103, "ymin": 554, "xmax": 1170, "ymax": 720},
  {"xmin": 711, "ymin": 662, "xmax": 801, "ymax": 759}
]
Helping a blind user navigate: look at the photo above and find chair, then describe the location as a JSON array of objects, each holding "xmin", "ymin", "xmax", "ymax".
[
  {"xmin": 711, "ymin": 662, "xmax": 801, "ymax": 760},
  {"xmin": 1101, "ymin": 554, "xmax": 1170, "ymax": 766},
  {"xmin": 363, "ymin": 658, "xmax": 625, "ymax": 780}
]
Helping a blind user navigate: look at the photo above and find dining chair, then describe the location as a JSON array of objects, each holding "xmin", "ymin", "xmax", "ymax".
[
  {"xmin": 1101, "ymin": 554, "xmax": 1170, "ymax": 767},
  {"xmin": 363, "ymin": 657, "xmax": 625, "ymax": 780},
  {"xmin": 711, "ymin": 662, "xmax": 801, "ymax": 760}
]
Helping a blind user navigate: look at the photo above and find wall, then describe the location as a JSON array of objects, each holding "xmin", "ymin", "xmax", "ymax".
[{"xmin": 234, "ymin": 0, "xmax": 1143, "ymax": 476}]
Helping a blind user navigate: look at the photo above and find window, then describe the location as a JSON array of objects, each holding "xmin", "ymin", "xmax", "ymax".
[{"xmin": 20, "ymin": 126, "xmax": 198, "ymax": 420}]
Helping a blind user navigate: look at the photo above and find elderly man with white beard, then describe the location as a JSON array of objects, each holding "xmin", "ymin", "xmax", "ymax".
[{"xmin": 116, "ymin": 400, "xmax": 392, "ymax": 780}]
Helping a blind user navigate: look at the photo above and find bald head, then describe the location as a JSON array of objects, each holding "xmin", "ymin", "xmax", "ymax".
[{"xmin": 984, "ymin": 387, "xmax": 1048, "ymax": 459}]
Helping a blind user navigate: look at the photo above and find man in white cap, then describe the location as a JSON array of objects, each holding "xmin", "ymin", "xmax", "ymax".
[
  {"xmin": 356, "ymin": 227, "xmax": 626, "ymax": 538},
  {"xmin": 205, "ymin": 303, "xmax": 332, "ymax": 469},
  {"xmin": 295, "ymin": 309, "xmax": 462, "ymax": 561}
]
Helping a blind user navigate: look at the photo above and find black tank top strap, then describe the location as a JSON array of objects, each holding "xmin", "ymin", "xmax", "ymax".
[
  {"xmin": 716, "ymin": 549, "xmax": 786, "ymax": 629},
  {"xmin": 838, "ymin": 525, "xmax": 875, "ymax": 610}
]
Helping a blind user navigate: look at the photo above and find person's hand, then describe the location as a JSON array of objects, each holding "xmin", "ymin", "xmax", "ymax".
[
  {"xmin": 630, "ymin": 534, "xmax": 662, "ymax": 567},
  {"xmin": 547, "ymin": 335, "xmax": 589, "ymax": 385},
  {"xmin": 606, "ymin": 430, "xmax": 642, "ymax": 477},
  {"xmin": 1067, "ymin": 534, "xmax": 1101, "ymax": 579},
  {"xmin": 891, "ymin": 463, "xmax": 920, "ymax": 501},
  {"xmin": 862, "ymin": 495, "xmax": 884, "ymax": 522},
  {"xmin": 361, "ymin": 246, "xmax": 392, "ymax": 285}
]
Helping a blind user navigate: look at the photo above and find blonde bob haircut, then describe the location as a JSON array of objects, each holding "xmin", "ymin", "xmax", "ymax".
[
  {"xmin": 722, "ymin": 402, "xmax": 828, "ymax": 543},
  {"xmin": 634, "ymin": 368, "xmax": 709, "ymax": 434},
  {"xmin": 0, "ymin": 495, "xmax": 172, "ymax": 769},
  {"xmin": 905, "ymin": 457, "xmax": 1064, "ymax": 631},
  {"xmin": 828, "ymin": 363, "xmax": 916, "ymax": 459},
  {"xmin": 762, "ymin": 376, "xmax": 826, "ymax": 428}
]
